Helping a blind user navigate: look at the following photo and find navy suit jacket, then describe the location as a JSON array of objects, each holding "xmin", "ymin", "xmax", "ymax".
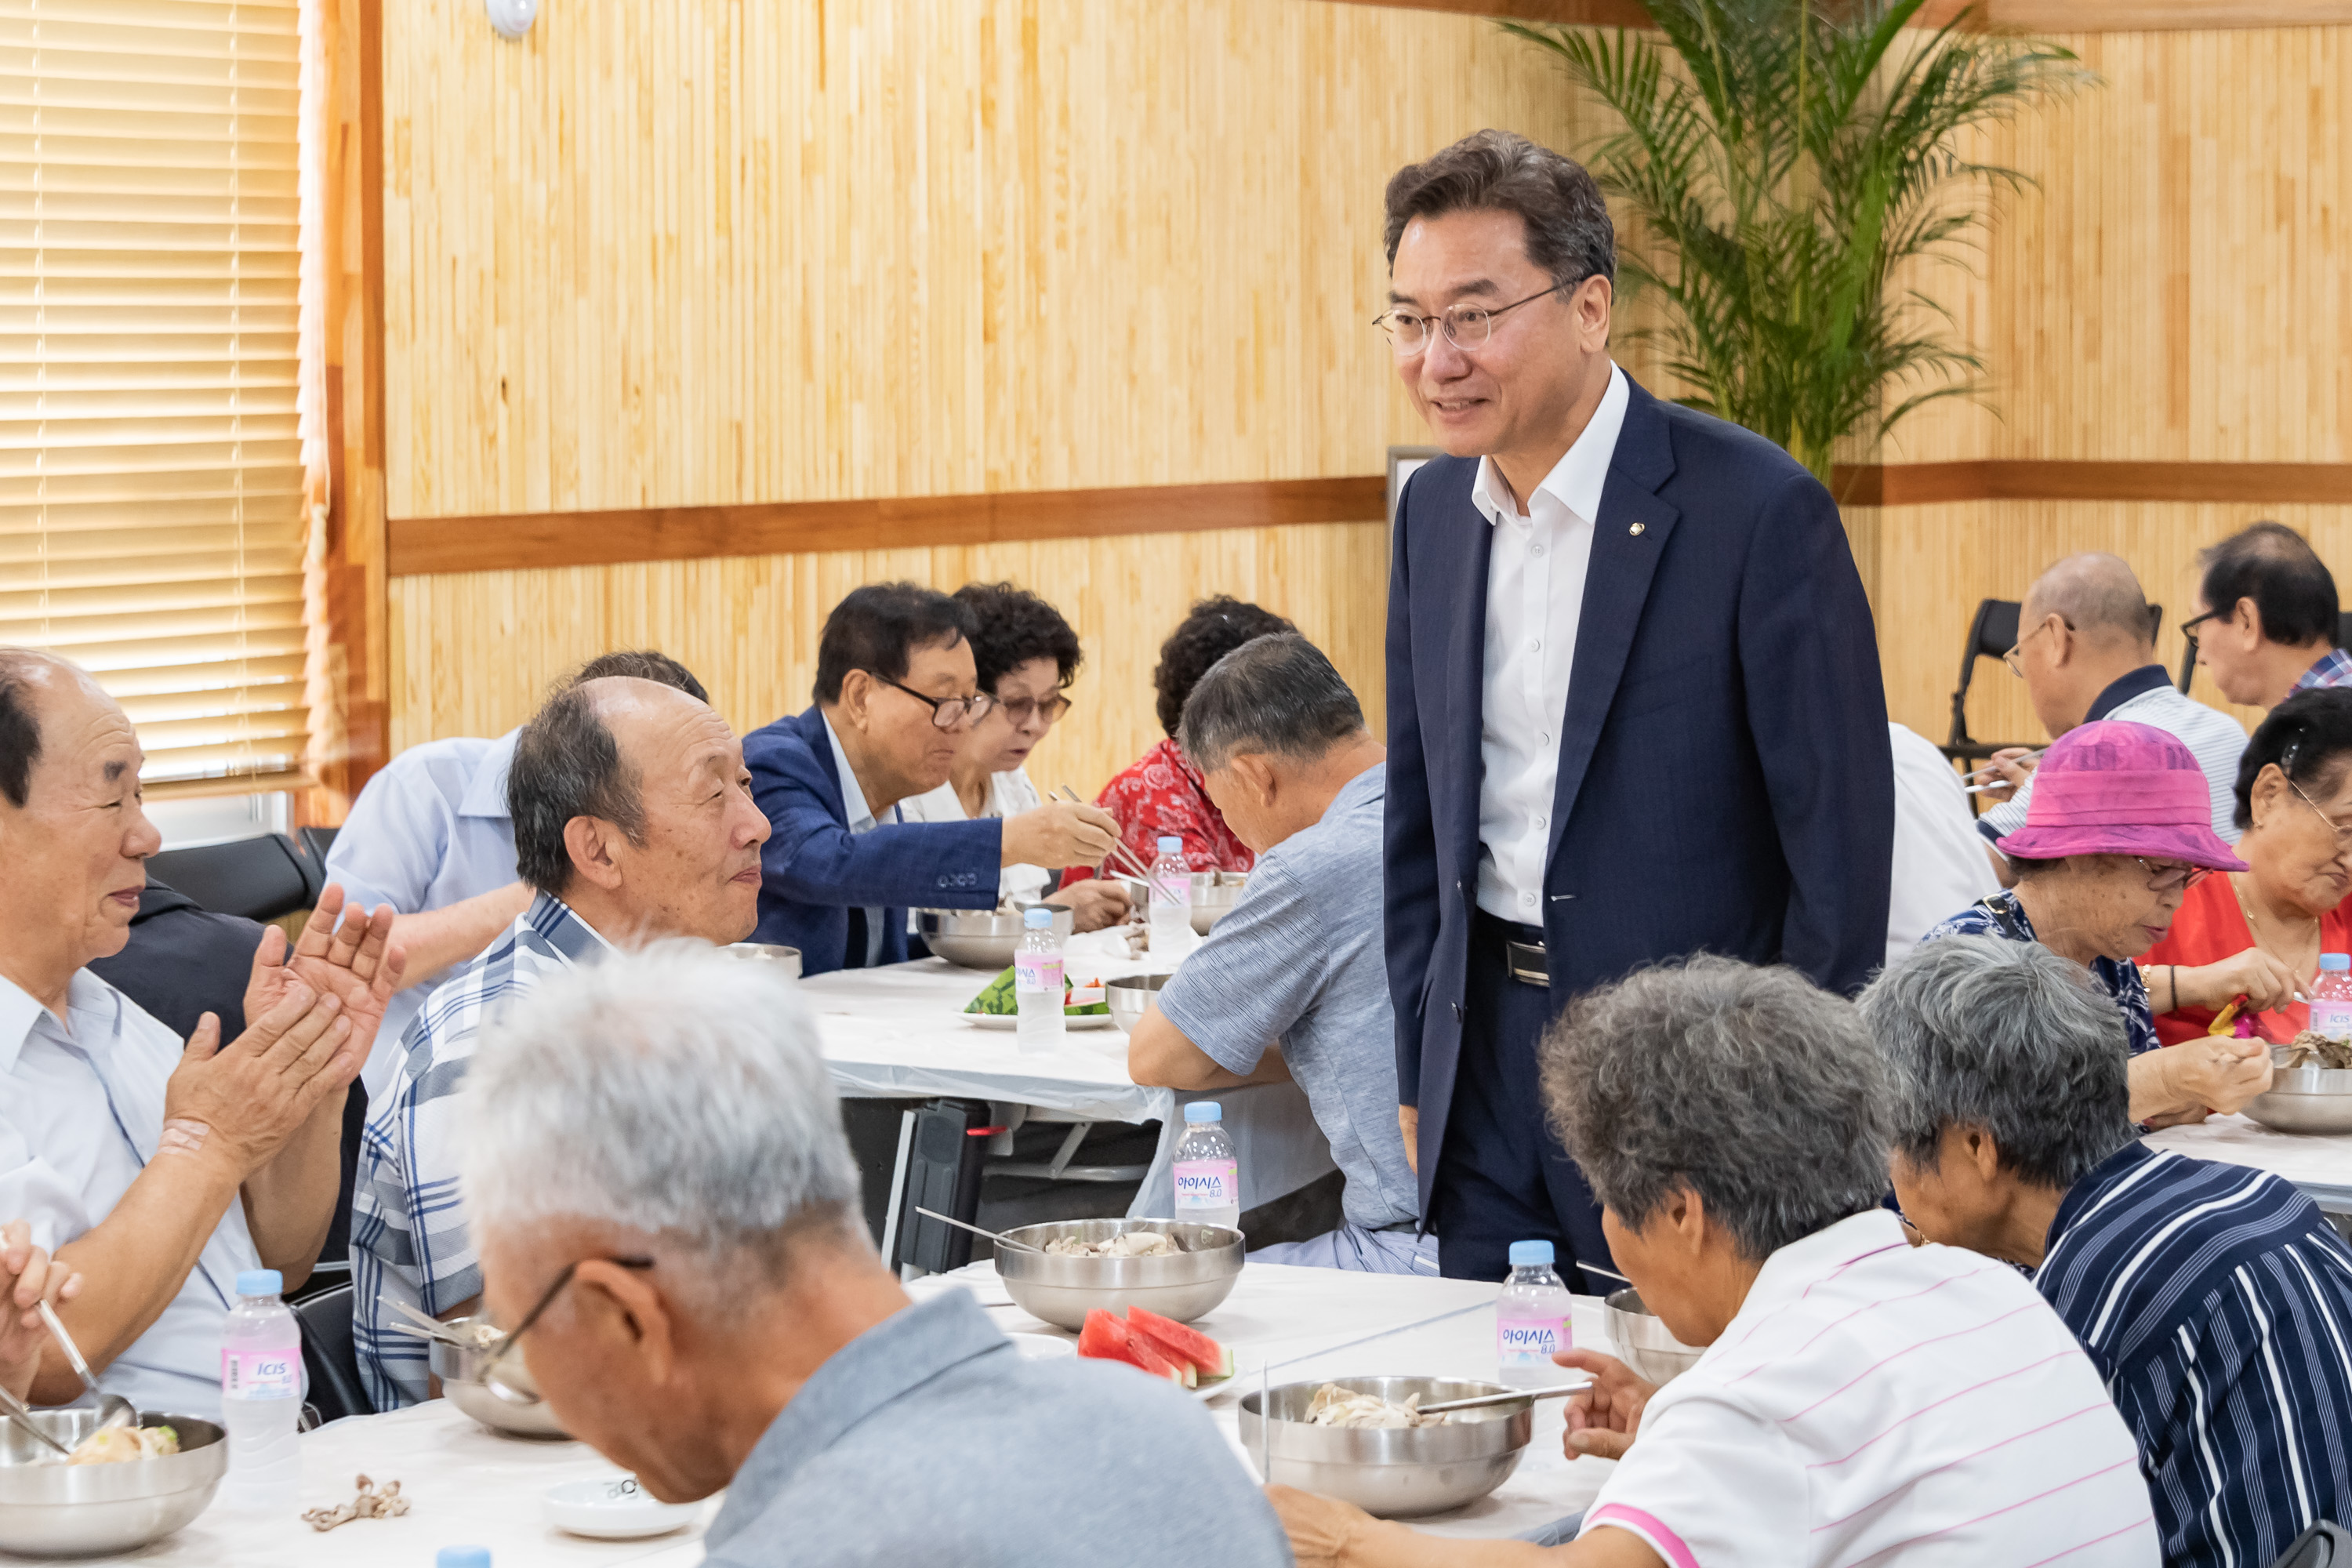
[
  {"xmin": 1385, "ymin": 376, "xmax": 1893, "ymax": 1212},
  {"xmin": 744, "ymin": 706, "xmax": 1001, "ymax": 975}
]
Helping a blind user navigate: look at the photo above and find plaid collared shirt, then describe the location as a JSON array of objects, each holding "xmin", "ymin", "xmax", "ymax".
[
  {"xmin": 2296, "ymin": 647, "xmax": 2352, "ymax": 691},
  {"xmin": 350, "ymin": 891, "xmax": 608, "ymax": 1410}
]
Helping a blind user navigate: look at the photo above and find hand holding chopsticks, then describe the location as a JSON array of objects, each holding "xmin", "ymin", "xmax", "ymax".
[
  {"xmin": 1053, "ymin": 786, "xmax": 1156, "ymax": 882},
  {"xmin": 1961, "ymin": 747, "xmax": 2045, "ymax": 797}
]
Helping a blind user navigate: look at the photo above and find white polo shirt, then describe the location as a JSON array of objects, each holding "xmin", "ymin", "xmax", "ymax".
[
  {"xmin": 0, "ymin": 970, "xmax": 263, "ymax": 1419},
  {"xmin": 1580, "ymin": 1210, "xmax": 2158, "ymax": 1568}
]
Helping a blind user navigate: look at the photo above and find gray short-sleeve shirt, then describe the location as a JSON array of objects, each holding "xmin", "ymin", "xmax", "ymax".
[{"xmin": 1155, "ymin": 764, "xmax": 1416, "ymax": 1231}]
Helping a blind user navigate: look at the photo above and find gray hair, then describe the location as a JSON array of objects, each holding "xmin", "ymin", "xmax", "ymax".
[
  {"xmin": 1177, "ymin": 633, "xmax": 1366, "ymax": 775},
  {"xmin": 456, "ymin": 942, "xmax": 864, "ymax": 1280},
  {"xmin": 1541, "ymin": 956, "xmax": 1893, "ymax": 1262},
  {"xmin": 1857, "ymin": 935, "xmax": 2136, "ymax": 1189},
  {"xmin": 508, "ymin": 681, "xmax": 645, "ymax": 896},
  {"xmin": 1383, "ymin": 129, "xmax": 1617, "ymax": 291}
]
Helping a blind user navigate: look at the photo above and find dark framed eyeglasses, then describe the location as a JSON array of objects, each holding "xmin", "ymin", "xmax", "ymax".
[
  {"xmin": 2178, "ymin": 608, "xmax": 2221, "ymax": 651},
  {"xmin": 474, "ymin": 1254, "xmax": 654, "ymax": 1400},
  {"xmin": 996, "ymin": 693, "xmax": 1073, "ymax": 725},
  {"xmin": 1374, "ymin": 281, "xmax": 1570, "ymax": 357},
  {"xmin": 2132, "ymin": 857, "xmax": 2211, "ymax": 895},
  {"xmin": 866, "ymin": 671, "xmax": 996, "ymax": 730}
]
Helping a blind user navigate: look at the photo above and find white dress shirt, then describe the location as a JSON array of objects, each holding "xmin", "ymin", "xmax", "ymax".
[
  {"xmin": 1886, "ymin": 721, "xmax": 1999, "ymax": 965},
  {"xmin": 898, "ymin": 765, "xmax": 1047, "ymax": 904},
  {"xmin": 323, "ymin": 727, "xmax": 522, "ymax": 1093},
  {"xmin": 0, "ymin": 970, "xmax": 265, "ymax": 1419},
  {"xmin": 824, "ymin": 714, "xmax": 901, "ymax": 968},
  {"xmin": 1472, "ymin": 362, "xmax": 1630, "ymax": 922}
]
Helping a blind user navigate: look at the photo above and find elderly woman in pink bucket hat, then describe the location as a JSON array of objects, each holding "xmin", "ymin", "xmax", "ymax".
[{"xmin": 1925, "ymin": 720, "xmax": 2273, "ymax": 1127}]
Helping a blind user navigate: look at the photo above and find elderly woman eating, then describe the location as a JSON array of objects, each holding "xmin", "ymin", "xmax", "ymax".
[
  {"xmin": 1269, "ymin": 957, "xmax": 2158, "ymax": 1568},
  {"xmin": 1924, "ymin": 719, "xmax": 2271, "ymax": 1126},
  {"xmin": 2141, "ymin": 687, "xmax": 2352, "ymax": 1043}
]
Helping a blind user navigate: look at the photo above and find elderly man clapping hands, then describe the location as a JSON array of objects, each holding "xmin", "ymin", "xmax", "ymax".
[{"xmin": 0, "ymin": 650, "xmax": 403, "ymax": 1417}]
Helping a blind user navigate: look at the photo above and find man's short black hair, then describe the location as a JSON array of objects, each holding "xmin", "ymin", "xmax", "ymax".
[
  {"xmin": 2199, "ymin": 521, "xmax": 2340, "ymax": 648},
  {"xmin": 0, "ymin": 649, "xmax": 43, "ymax": 808},
  {"xmin": 953, "ymin": 583, "xmax": 1082, "ymax": 693},
  {"xmin": 1152, "ymin": 597, "xmax": 1297, "ymax": 738},
  {"xmin": 812, "ymin": 583, "xmax": 976, "ymax": 704},
  {"xmin": 570, "ymin": 648, "xmax": 707, "ymax": 703},
  {"xmin": 508, "ymin": 684, "xmax": 644, "ymax": 896}
]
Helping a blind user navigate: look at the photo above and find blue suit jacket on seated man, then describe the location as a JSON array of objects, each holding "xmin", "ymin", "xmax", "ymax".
[
  {"xmin": 744, "ymin": 706, "xmax": 999, "ymax": 974},
  {"xmin": 1388, "ymin": 375, "xmax": 1894, "ymax": 1281}
]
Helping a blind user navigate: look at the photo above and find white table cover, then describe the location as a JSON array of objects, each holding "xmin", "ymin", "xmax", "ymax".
[
  {"xmin": 33, "ymin": 1265, "xmax": 1609, "ymax": 1564},
  {"xmin": 2143, "ymin": 1115, "xmax": 2352, "ymax": 1211},
  {"xmin": 800, "ymin": 949, "xmax": 1338, "ymax": 1218}
]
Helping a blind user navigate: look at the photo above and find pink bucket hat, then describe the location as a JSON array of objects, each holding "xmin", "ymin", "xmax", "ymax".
[{"xmin": 1994, "ymin": 720, "xmax": 2248, "ymax": 871}]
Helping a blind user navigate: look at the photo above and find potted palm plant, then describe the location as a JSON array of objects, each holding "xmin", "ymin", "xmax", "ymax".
[{"xmin": 1505, "ymin": 0, "xmax": 2089, "ymax": 488}]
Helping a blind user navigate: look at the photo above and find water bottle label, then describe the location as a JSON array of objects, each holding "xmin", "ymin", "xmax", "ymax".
[
  {"xmin": 1174, "ymin": 1158, "xmax": 1237, "ymax": 1210},
  {"xmin": 1152, "ymin": 871, "xmax": 1191, "ymax": 908},
  {"xmin": 1014, "ymin": 954, "xmax": 1064, "ymax": 995},
  {"xmin": 222, "ymin": 1347, "xmax": 302, "ymax": 1399},
  {"xmin": 1497, "ymin": 1316, "xmax": 1568, "ymax": 1365},
  {"xmin": 2314, "ymin": 1000, "xmax": 2352, "ymax": 1041}
]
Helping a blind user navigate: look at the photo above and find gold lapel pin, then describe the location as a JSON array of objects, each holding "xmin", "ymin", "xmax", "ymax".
[{"xmin": 1629, "ymin": 522, "xmax": 1646, "ymax": 535}]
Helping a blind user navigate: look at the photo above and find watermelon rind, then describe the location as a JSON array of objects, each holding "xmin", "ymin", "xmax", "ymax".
[{"xmin": 1124, "ymin": 1307, "xmax": 1236, "ymax": 1381}]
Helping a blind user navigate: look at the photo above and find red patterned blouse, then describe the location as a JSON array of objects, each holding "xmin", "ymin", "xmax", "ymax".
[{"xmin": 1063, "ymin": 736, "xmax": 1254, "ymax": 883}]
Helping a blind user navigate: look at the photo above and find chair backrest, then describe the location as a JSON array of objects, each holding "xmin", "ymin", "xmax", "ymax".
[
  {"xmin": 1948, "ymin": 599, "xmax": 2024, "ymax": 753},
  {"xmin": 2339, "ymin": 609, "xmax": 2352, "ymax": 653},
  {"xmin": 292, "ymin": 1280, "xmax": 372, "ymax": 1424},
  {"xmin": 147, "ymin": 833, "xmax": 323, "ymax": 922},
  {"xmin": 297, "ymin": 825, "xmax": 339, "ymax": 869},
  {"xmin": 2267, "ymin": 1521, "xmax": 2352, "ymax": 1568}
]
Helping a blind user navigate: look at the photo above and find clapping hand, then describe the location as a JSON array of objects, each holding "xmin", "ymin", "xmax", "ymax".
[
  {"xmin": 243, "ymin": 884, "xmax": 407, "ymax": 1083},
  {"xmin": 0, "ymin": 1221, "xmax": 80, "ymax": 1404},
  {"xmin": 1561, "ymin": 1348, "xmax": 1657, "ymax": 1461}
]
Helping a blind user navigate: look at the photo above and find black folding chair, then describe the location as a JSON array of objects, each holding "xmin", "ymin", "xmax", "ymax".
[
  {"xmin": 147, "ymin": 833, "xmax": 323, "ymax": 922},
  {"xmin": 297, "ymin": 825, "xmax": 339, "ymax": 870},
  {"xmin": 292, "ymin": 1281, "xmax": 372, "ymax": 1425},
  {"xmin": 1944, "ymin": 599, "xmax": 2036, "ymax": 770}
]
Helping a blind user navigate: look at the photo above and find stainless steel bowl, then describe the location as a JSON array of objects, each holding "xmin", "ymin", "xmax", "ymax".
[
  {"xmin": 1107, "ymin": 972, "xmax": 1170, "ymax": 1033},
  {"xmin": 1238, "ymin": 1377, "xmax": 1531, "ymax": 1518},
  {"xmin": 1606, "ymin": 1288, "xmax": 1704, "ymax": 1384},
  {"xmin": 722, "ymin": 942, "xmax": 802, "ymax": 978},
  {"xmin": 0, "ymin": 1411, "xmax": 226, "ymax": 1557},
  {"xmin": 993, "ymin": 1218, "xmax": 1243, "ymax": 1330},
  {"xmin": 431, "ymin": 1322, "xmax": 571, "ymax": 1439},
  {"xmin": 2243, "ymin": 1051, "xmax": 2352, "ymax": 1134},
  {"xmin": 916, "ymin": 906, "xmax": 1076, "ymax": 971},
  {"xmin": 1120, "ymin": 873, "xmax": 1250, "ymax": 936}
]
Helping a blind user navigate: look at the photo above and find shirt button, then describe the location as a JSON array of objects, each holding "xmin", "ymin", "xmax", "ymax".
[
  {"xmin": 1534, "ymin": 815, "xmax": 1547, "ymax": 829},
  {"xmin": 1532, "ymin": 544, "xmax": 1545, "ymax": 557},
  {"xmin": 1522, "ymin": 893, "xmax": 1537, "ymax": 907},
  {"xmin": 1527, "ymin": 637, "xmax": 1541, "ymax": 652},
  {"xmin": 1538, "ymin": 731, "xmax": 1552, "ymax": 745}
]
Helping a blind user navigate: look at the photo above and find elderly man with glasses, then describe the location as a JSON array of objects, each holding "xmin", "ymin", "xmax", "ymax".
[
  {"xmin": 453, "ymin": 944, "xmax": 1290, "ymax": 1568},
  {"xmin": 744, "ymin": 583, "xmax": 1119, "ymax": 976},
  {"xmin": 1922, "ymin": 720, "xmax": 2272, "ymax": 1128},
  {"xmin": 1863, "ymin": 935, "xmax": 2352, "ymax": 1568}
]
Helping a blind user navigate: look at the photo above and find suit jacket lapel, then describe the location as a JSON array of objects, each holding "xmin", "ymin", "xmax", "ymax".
[
  {"xmin": 1545, "ymin": 383, "xmax": 1679, "ymax": 871},
  {"xmin": 1446, "ymin": 478, "xmax": 1497, "ymax": 875}
]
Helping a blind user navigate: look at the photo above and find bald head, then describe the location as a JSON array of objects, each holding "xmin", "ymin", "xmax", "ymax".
[{"xmin": 2024, "ymin": 554, "xmax": 2156, "ymax": 655}]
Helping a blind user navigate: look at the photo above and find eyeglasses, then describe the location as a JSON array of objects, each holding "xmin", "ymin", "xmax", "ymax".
[
  {"xmin": 866, "ymin": 671, "xmax": 996, "ymax": 730},
  {"xmin": 2132, "ymin": 857, "xmax": 2211, "ymax": 895},
  {"xmin": 2288, "ymin": 775, "xmax": 2352, "ymax": 851},
  {"xmin": 474, "ymin": 1254, "xmax": 655, "ymax": 1404},
  {"xmin": 995, "ymin": 693, "xmax": 1072, "ymax": 725},
  {"xmin": 2002, "ymin": 615, "xmax": 2073, "ymax": 677},
  {"xmin": 2179, "ymin": 608, "xmax": 2220, "ymax": 656},
  {"xmin": 1374, "ymin": 281, "xmax": 1569, "ymax": 357}
]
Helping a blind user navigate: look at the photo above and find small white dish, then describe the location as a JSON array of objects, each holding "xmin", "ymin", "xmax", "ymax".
[
  {"xmin": 963, "ymin": 1011, "xmax": 1115, "ymax": 1031},
  {"xmin": 1008, "ymin": 1332, "xmax": 1079, "ymax": 1362},
  {"xmin": 543, "ymin": 1475, "xmax": 701, "ymax": 1540}
]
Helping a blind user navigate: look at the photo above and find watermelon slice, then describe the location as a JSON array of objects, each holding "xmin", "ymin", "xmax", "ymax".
[
  {"xmin": 1124, "ymin": 1307, "xmax": 1235, "ymax": 1382},
  {"xmin": 1075, "ymin": 1308, "xmax": 1191, "ymax": 1386}
]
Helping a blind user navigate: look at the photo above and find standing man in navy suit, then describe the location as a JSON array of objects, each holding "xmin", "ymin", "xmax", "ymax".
[
  {"xmin": 744, "ymin": 583, "xmax": 1120, "ymax": 976},
  {"xmin": 1381, "ymin": 131, "xmax": 1893, "ymax": 1285}
]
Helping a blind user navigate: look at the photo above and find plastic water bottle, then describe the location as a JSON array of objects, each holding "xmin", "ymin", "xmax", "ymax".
[
  {"xmin": 1014, "ymin": 906, "xmax": 1067, "ymax": 1051},
  {"xmin": 1172, "ymin": 1102, "xmax": 1241, "ymax": 1232},
  {"xmin": 1496, "ymin": 1241, "xmax": 1577, "ymax": 1389},
  {"xmin": 1148, "ymin": 835, "xmax": 1196, "ymax": 961},
  {"xmin": 2312, "ymin": 953, "xmax": 2352, "ymax": 1040},
  {"xmin": 218, "ymin": 1269, "xmax": 302, "ymax": 1511}
]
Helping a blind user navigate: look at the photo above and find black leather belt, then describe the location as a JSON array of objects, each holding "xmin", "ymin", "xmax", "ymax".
[{"xmin": 1475, "ymin": 911, "xmax": 1549, "ymax": 988}]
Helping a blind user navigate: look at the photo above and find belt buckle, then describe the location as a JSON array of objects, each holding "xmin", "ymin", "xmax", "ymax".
[{"xmin": 1505, "ymin": 938, "xmax": 1549, "ymax": 988}]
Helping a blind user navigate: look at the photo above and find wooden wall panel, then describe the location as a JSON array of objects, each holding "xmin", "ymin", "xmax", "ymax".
[{"xmin": 387, "ymin": 521, "xmax": 1390, "ymax": 801}]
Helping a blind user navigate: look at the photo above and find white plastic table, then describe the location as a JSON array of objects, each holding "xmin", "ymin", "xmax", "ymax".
[
  {"xmin": 797, "ymin": 946, "xmax": 1338, "ymax": 1218},
  {"xmin": 33, "ymin": 1265, "xmax": 1606, "ymax": 1564},
  {"xmin": 2143, "ymin": 1115, "xmax": 2352, "ymax": 1212}
]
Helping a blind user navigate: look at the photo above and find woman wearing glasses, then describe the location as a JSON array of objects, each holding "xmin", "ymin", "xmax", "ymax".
[
  {"xmin": 1922, "ymin": 720, "xmax": 2272, "ymax": 1127},
  {"xmin": 2140, "ymin": 689, "xmax": 2352, "ymax": 1044},
  {"xmin": 899, "ymin": 583, "xmax": 1133, "ymax": 931}
]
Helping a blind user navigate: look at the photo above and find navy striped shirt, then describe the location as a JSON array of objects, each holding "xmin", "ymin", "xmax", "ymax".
[{"xmin": 2038, "ymin": 1142, "xmax": 2352, "ymax": 1568}]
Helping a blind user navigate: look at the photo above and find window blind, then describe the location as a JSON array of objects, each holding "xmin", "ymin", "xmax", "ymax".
[{"xmin": 0, "ymin": 0, "xmax": 311, "ymax": 790}]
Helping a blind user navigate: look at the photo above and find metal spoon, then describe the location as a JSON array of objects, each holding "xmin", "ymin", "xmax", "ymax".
[
  {"xmin": 34, "ymin": 1301, "xmax": 135, "ymax": 1433},
  {"xmin": 0, "ymin": 1379, "xmax": 70, "ymax": 1458},
  {"xmin": 913, "ymin": 1207, "xmax": 1045, "ymax": 1253},
  {"xmin": 1415, "ymin": 1381, "xmax": 1591, "ymax": 1416}
]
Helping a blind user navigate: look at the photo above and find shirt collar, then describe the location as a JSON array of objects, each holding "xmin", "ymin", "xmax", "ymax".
[
  {"xmin": 0, "ymin": 968, "xmax": 124, "ymax": 1076},
  {"xmin": 456, "ymin": 728, "xmax": 524, "ymax": 819},
  {"xmin": 2042, "ymin": 1140, "xmax": 2157, "ymax": 1260},
  {"xmin": 524, "ymin": 890, "xmax": 619, "ymax": 964},
  {"xmin": 2083, "ymin": 663, "xmax": 2172, "ymax": 722},
  {"xmin": 1730, "ymin": 1209, "xmax": 1912, "ymax": 1323},
  {"xmin": 821, "ymin": 713, "xmax": 880, "ymax": 832},
  {"xmin": 2298, "ymin": 648, "xmax": 2352, "ymax": 691},
  {"xmin": 704, "ymin": 1291, "xmax": 1005, "ymax": 1552},
  {"xmin": 1469, "ymin": 361, "xmax": 1629, "ymax": 528},
  {"xmin": 1324, "ymin": 761, "xmax": 1386, "ymax": 823}
]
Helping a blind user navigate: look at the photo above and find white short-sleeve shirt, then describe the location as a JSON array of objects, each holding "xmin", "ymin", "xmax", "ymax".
[
  {"xmin": 1580, "ymin": 1210, "xmax": 2158, "ymax": 1568},
  {"xmin": 0, "ymin": 971, "xmax": 264, "ymax": 1419}
]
